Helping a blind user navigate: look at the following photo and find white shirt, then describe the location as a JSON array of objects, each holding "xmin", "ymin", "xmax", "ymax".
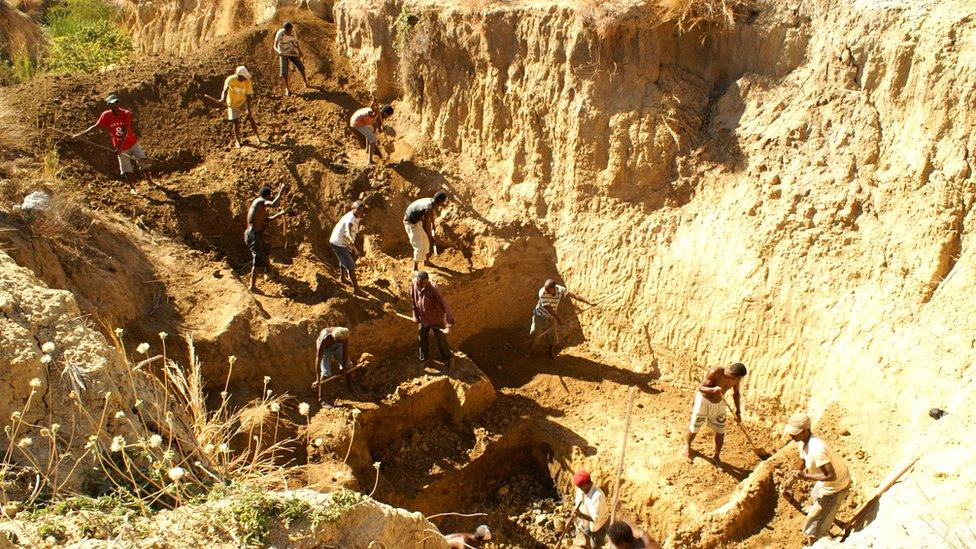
[
  {"xmin": 534, "ymin": 285, "xmax": 567, "ymax": 317},
  {"xmin": 798, "ymin": 436, "xmax": 850, "ymax": 495},
  {"xmin": 574, "ymin": 485, "xmax": 609, "ymax": 532},
  {"xmin": 274, "ymin": 28, "xmax": 300, "ymax": 56},
  {"xmin": 329, "ymin": 210, "xmax": 360, "ymax": 249}
]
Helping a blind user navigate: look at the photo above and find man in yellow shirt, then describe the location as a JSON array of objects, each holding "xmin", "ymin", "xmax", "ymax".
[{"xmin": 220, "ymin": 66, "xmax": 262, "ymax": 147}]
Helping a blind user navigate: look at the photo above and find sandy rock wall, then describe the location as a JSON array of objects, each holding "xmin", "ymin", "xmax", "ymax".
[
  {"xmin": 0, "ymin": 250, "xmax": 193, "ymax": 492},
  {"xmin": 335, "ymin": 0, "xmax": 976, "ymax": 540},
  {"xmin": 117, "ymin": 0, "xmax": 333, "ymax": 53}
]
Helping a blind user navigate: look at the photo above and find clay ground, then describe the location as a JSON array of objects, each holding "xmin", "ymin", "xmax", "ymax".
[{"xmin": 0, "ymin": 10, "xmax": 868, "ymax": 549}]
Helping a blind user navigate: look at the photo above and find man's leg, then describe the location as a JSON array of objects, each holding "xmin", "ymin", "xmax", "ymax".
[
  {"xmin": 249, "ymin": 265, "xmax": 258, "ymax": 291},
  {"xmin": 547, "ymin": 322, "xmax": 558, "ymax": 359},
  {"xmin": 349, "ymin": 267, "xmax": 361, "ymax": 293},
  {"xmin": 295, "ymin": 57, "xmax": 309, "ymax": 87},
  {"xmin": 684, "ymin": 430, "xmax": 697, "ymax": 461},
  {"xmin": 714, "ymin": 433, "xmax": 725, "ymax": 463},
  {"xmin": 418, "ymin": 325, "xmax": 431, "ymax": 361},
  {"xmin": 685, "ymin": 395, "xmax": 705, "ymax": 461},
  {"xmin": 281, "ymin": 56, "xmax": 291, "ymax": 96},
  {"xmin": 232, "ymin": 119, "xmax": 243, "ymax": 146},
  {"xmin": 711, "ymin": 403, "xmax": 727, "ymax": 463},
  {"xmin": 433, "ymin": 327, "xmax": 452, "ymax": 365}
]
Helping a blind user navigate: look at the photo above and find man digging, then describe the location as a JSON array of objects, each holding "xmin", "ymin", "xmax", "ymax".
[
  {"xmin": 244, "ymin": 185, "xmax": 286, "ymax": 292},
  {"xmin": 528, "ymin": 279, "xmax": 594, "ymax": 359},
  {"xmin": 784, "ymin": 412, "xmax": 851, "ymax": 545},
  {"xmin": 274, "ymin": 21, "xmax": 310, "ymax": 97},
  {"xmin": 410, "ymin": 270, "xmax": 455, "ymax": 369},
  {"xmin": 403, "ymin": 190, "xmax": 447, "ymax": 271},
  {"xmin": 350, "ymin": 100, "xmax": 394, "ymax": 164},
  {"xmin": 312, "ymin": 326, "xmax": 351, "ymax": 407},
  {"xmin": 329, "ymin": 200, "xmax": 365, "ymax": 295},
  {"xmin": 683, "ymin": 362, "xmax": 747, "ymax": 464},
  {"xmin": 573, "ymin": 469, "xmax": 610, "ymax": 549},
  {"xmin": 220, "ymin": 66, "xmax": 262, "ymax": 148},
  {"xmin": 72, "ymin": 95, "xmax": 154, "ymax": 195}
]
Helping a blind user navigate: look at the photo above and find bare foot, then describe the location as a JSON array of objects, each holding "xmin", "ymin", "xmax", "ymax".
[
  {"xmin": 712, "ymin": 453, "xmax": 722, "ymax": 465},
  {"xmin": 684, "ymin": 446, "xmax": 693, "ymax": 463}
]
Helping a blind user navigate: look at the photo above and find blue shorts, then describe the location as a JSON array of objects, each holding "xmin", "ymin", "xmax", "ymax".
[
  {"xmin": 331, "ymin": 244, "xmax": 355, "ymax": 271},
  {"xmin": 319, "ymin": 341, "xmax": 345, "ymax": 378}
]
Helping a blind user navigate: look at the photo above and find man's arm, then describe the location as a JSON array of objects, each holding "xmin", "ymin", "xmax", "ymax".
[
  {"xmin": 273, "ymin": 31, "xmax": 283, "ymax": 55},
  {"xmin": 800, "ymin": 462, "xmax": 836, "ymax": 482},
  {"xmin": 567, "ymin": 291, "xmax": 594, "ymax": 306},
  {"xmin": 315, "ymin": 339, "xmax": 324, "ymax": 377},
  {"xmin": 697, "ymin": 368, "xmax": 724, "ymax": 395},
  {"xmin": 544, "ymin": 303, "xmax": 561, "ymax": 323},
  {"xmin": 220, "ymin": 80, "xmax": 229, "ymax": 103},
  {"xmin": 436, "ymin": 285, "xmax": 455, "ymax": 327},
  {"xmin": 410, "ymin": 283, "xmax": 422, "ymax": 324},
  {"xmin": 423, "ymin": 212, "xmax": 436, "ymax": 250},
  {"xmin": 269, "ymin": 187, "xmax": 285, "ymax": 207},
  {"xmin": 340, "ymin": 340, "xmax": 349, "ymax": 370}
]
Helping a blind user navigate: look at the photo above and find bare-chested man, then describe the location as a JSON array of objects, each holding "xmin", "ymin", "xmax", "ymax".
[
  {"xmin": 244, "ymin": 185, "xmax": 285, "ymax": 292},
  {"xmin": 684, "ymin": 362, "xmax": 747, "ymax": 464},
  {"xmin": 444, "ymin": 525, "xmax": 491, "ymax": 548}
]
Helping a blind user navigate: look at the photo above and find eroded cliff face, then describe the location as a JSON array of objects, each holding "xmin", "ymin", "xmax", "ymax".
[
  {"xmin": 335, "ymin": 0, "xmax": 976, "ymax": 543},
  {"xmin": 117, "ymin": 0, "xmax": 333, "ymax": 53}
]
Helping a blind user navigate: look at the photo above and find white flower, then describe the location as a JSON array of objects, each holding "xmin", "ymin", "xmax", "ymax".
[
  {"xmin": 162, "ymin": 450, "xmax": 174, "ymax": 461},
  {"xmin": 266, "ymin": 389, "xmax": 273, "ymax": 398},
  {"xmin": 110, "ymin": 435, "xmax": 126, "ymax": 453},
  {"xmin": 114, "ymin": 328, "xmax": 124, "ymax": 336},
  {"xmin": 114, "ymin": 411, "xmax": 126, "ymax": 420},
  {"xmin": 167, "ymin": 466, "xmax": 185, "ymax": 483},
  {"xmin": 263, "ymin": 376, "xmax": 271, "ymax": 385},
  {"xmin": 40, "ymin": 354, "xmax": 52, "ymax": 365},
  {"xmin": 50, "ymin": 423, "xmax": 60, "ymax": 433},
  {"xmin": 10, "ymin": 411, "xmax": 21, "ymax": 420},
  {"xmin": 158, "ymin": 331, "xmax": 168, "ymax": 339},
  {"xmin": 218, "ymin": 443, "xmax": 230, "ymax": 453},
  {"xmin": 29, "ymin": 378, "xmax": 42, "ymax": 388},
  {"xmin": 136, "ymin": 343, "xmax": 150, "ymax": 354},
  {"xmin": 45, "ymin": 536, "xmax": 56, "ymax": 544},
  {"xmin": 313, "ymin": 438, "xmax": 323, "ymax": 447},
  {"xmin": 148, "ymin": 434, "xmax": 163, "ymax": 448},
  {"xmin": 17, "ymin": 437, "xmax": 33, "ymax": 448},
  {"xmin": 41, "ymin": 342, "xmax": 55, "ymax": 353},
  {"xmin": 269, "ymin": 402, "xmax": 280, "ymax": 413},
  {"xmin": 204, "ymin": 443, "xmax": 215, "ymax": 453},
  {"xmin": 298, "ymin": 402, "xmax": 310, "ymax": 416}
]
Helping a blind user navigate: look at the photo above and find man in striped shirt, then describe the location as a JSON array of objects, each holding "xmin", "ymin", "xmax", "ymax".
[{"xmin": 529, "ymin": 279, "xmax": 593, "ymax": 359}]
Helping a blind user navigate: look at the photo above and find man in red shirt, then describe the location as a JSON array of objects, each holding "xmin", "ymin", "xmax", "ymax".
[
  {"xmin": 72, "ymin": 95, "xmax": 153, "ymax": 195},
  {"xmin": 410, "ymin": 270, "xmax": 454, "ymax": 369}
]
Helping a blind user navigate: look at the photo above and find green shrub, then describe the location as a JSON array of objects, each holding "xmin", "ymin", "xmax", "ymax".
[{"xmin": 44, "ymin": 0, "xmax": 131, "ymax": 74}]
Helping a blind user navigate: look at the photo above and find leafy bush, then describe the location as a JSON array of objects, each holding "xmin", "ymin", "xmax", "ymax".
[{"xmin": 44, "ymin": 0, "xmax": 131, "ymax": 74}]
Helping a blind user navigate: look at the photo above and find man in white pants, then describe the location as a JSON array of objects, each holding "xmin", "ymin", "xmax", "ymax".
[
  {"xmin": 784, "ymin": 413, "xmax": 851, "ymax": 544},
  {"xmin": 684, "ymin": 362, "xmax": 747, "ymax": 464},
  {"xmin": 403, "ymin": 190, "xmax": 447, "ymax": 271}
]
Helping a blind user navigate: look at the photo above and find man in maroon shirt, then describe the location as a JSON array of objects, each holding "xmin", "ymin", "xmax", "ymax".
[
  {"xmin": 72, "ymin": 95, "xmax": 154, "ymax": 195},
  {"xmin": 410, "ymin": 270, "xmax": 455, "ymax": 368}
]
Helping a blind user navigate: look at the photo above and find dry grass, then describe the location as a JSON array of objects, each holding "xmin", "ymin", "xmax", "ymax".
[
  {"xmin": 0, "ymin": 0, "xmax": 44, "ymax": 59},
  {"xmin": 1, "ymin": 331, "xmax": 304, "ymax": 525},
  {"xmin": 657, "ymin": 0, "xmax": 755, "ymax": 33}
]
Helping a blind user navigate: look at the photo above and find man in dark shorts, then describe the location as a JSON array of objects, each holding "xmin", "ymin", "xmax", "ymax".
[
  {"xmin": 274, "ymin": 21, "xmax": 309, "ymax": 96},
  {"xmin": 72, "ymin": 94, "xmax": 154, "ymax": 195},
  {"xmin": 403, "ymin": 190, "xmax": 447, "ymax": 271},
  {"xmin": 684, "ymin": 362, "xmax": 747, "ymax": 464},
  {"xmin": 329, "ymin": 200, "xmax": 365, "ymax": 295},
  {"xmin": 244, "ymin": 185, "xmax": 286, "ymax": 292}
]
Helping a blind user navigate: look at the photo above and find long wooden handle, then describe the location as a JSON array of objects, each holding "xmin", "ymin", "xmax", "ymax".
[
  {"xmin": 841, "ymin": 456, "xmax": 920, "ymax": 540},
  {"xmin": 554, "ymin": 501, "xmax": 584, "ymax": 548}
]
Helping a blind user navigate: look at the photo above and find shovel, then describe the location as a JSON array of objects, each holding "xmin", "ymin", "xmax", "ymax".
[{"xmin": 721, "ymin": 394, "xmax": 771, "ymax": 459}]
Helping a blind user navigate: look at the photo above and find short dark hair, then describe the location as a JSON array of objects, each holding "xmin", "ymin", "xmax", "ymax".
[
  {"xmin": 607, "ymin": 522, "xmax": 635, "ymax": 544},
  {"xmin": 283, "ymin": 21, "xmax": 293, "ymax": 30},
  {"xmin": 259, "ymin": 186, "xmax": 272, "ymax": 198},
  {"xmin": 380, "ymin": 104, "xmax": 394, "ymax": 116},
  {"xmin": 543, "ymin": 279, "xmax": 556, "ymax": 290},
  {"xmin": 433, "ymin": 190, "xmax": 447, "ymax": 203},
  {"xmin": 415, "ymin": 270, "xmax": 429, "ymax": 282},
  {"xmin": 730, "ymin": 362, "xmax": 747, "ymax": 377}
]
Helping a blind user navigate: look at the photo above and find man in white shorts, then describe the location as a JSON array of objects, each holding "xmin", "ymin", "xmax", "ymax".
[
  {"xmin": 71, "ymin": 95, "xmax": 154, "ymax": 195},
  {"xmin": 403, "ymin": 190, "xmax": 447, "ymax": 270},
  {"xmin": 220, "ymin": 66, "xmax": 262, "ymax": 147},
  {"xmin": 350, "ymin": 100, "xmax": 394, "ymax": 164},
  {"xmin": 684, "ymin": 362, "xmax": 747, "ymax": 464}
]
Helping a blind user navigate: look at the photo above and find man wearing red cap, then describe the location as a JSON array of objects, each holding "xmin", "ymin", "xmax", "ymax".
[{"xmin": 573, "ymin": 469, "xmax": 609, "ymax": 548}]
